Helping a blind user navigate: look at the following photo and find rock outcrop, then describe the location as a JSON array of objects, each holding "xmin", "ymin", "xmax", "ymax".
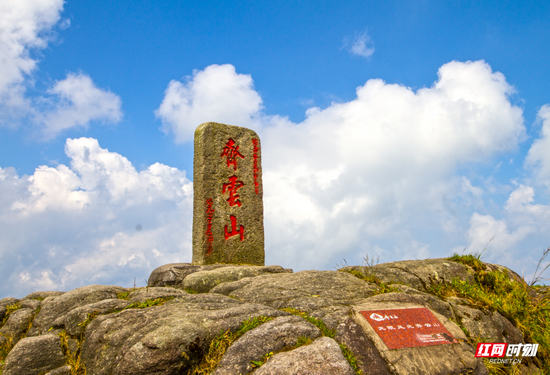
[{"xmin": 0, "ymin": 259, "xmax": 547, "ymax": 374}]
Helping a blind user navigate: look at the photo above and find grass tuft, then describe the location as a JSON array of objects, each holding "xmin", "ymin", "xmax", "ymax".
[
  {"xmin": 1, "ymin": 303, "xmax": 21, "ymax": 327},
  {"xmin": 116, "ymin": 291, "xmax": 131, "ymax": 300},
  {"xmin": 122, "ymin": 296, "xmax": 174, "ymax": 310},
  {"xmin": 442, "ymin": 254, "xmax": 550, "ymax": 372},
  {"xmin": 249, "ymin": 336, "xmax": 316, "ymax": 370},
  {"xmin": 59, "ymin": 330, "xmax": 86, "ymax": 375},
  {"xmin": 338, "ymin": 254, "xmax": 400, "ymax": 296},
  {"xmin": 342, "ymin": 269, "xmax": 400, "ymax": 295},
  {"xmin": 281, "ymin": 308, "xmax": 362, "ymax": 374},
  {"xmin": 340, "ymin": 343, "xmax": 362, "ymax": 375},
  {"xmin": 190, "ymin": 315, "xmax": 274, "ymax": 374},
  {"xmin": 0, "ymin": 333, "xmax": 14, "ymax": 375},
  {"xmin": 281, "ymin": 308, "xmax": 334, "ymax": 338},
  {"xmin": 77, "ymin": 310, "xmax": 101, "ymax": 332},
  {"xmin": 250, "ymin": 351, "xmax": 275, "ymax": 368}
]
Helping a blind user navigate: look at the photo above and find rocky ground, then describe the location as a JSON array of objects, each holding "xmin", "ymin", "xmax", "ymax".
[{"xmin": 0, "ymin": 258, "xmax": 547, "ymax": 374}]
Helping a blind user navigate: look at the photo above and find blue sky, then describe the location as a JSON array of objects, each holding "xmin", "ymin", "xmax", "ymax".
[{"xmin": 1, "ymin": 0, "xmax": 550, "ymax": 299}]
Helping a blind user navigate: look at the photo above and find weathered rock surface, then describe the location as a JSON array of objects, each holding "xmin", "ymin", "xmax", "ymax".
[
  {"xmin": 27, "ymin": 285, "xmax": 128, "ymax": 336},
  {"xmin": 335, "ymin": 317, "xmax": 391, "ymax": 375},
  {"xmin": 0, "ymin": 308, "xmax": 34, "ymax": 344},
  {"xmin": 2, "ymin": 335, "xmax": 66, "ymax": 375},
  {"xmin": 60, "ymin": 298, "xmax": 132, "ymax": 337},
  {"xmin": 19, "ymin": 298, "xmax": 41, "ymax": 311},
  {"xmin": 213, "ymin": 315, "xmax": 322, "ymax": 375},
  {"xmin": 81, "ymin": 294, "xmax": 287, "ymax": 375},
  {"xmin": 0, "ymin": 297, "xmax": 19, "ymax": 323},
  {"xmin": 126, "ymin": 286, "xmax": 188, "ymax": 303},
  {"xmin": 254, "ymin": 336, "xmax": 355, "ymax": 375},
  {"xmin": 449, "ymin": 298, "xmax": 525, "ymax": 344},
  {"xmin": 147, "ymin": 263, "xmax": 234, "ymax": 288},
  {"xmin": 22, "ymin": 291, "xmax": 66, "ymax": 300},
  {"xmin": 211, "ymin": 270, "xmax": 378, "ymax": 330},
  {"xmin": 45, "ymin": 364, "xmax": 72, "ymax": 375},
  {"xmin": 183, "ymin": 264, "xmax": 292, "ymax": 293},
  {"xmin": 0, "ymin": 260, "xmax": 543, "ymax": 374},
  {"xmin": 342, "ymin": 258, "xmax": 477, "ymax": 291}
]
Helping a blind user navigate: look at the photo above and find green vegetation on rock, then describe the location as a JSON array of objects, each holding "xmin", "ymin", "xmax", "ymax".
[
  {"xmin": 0, "ymin": 333, "xmax": 13, "ymax": 375},
  {"xmin": 122, "ymin": 296, "xmax": 174, "ymax": 310},
  {"xmin": 191, "ymin": 315, "xmax": 274, "ymax": 374},
  {"xmin": 443, "ymin": 253, "xmax": 550, "ymax": 373},
  {"xmin": 59, "ymin": 330, "xmax": 86, "ymax": 375},
  {"xmin": 1, "ymin": 303, "xmax": 20, "ymax": 326},
  {"xmin": 281, "ymin": 308, "xmax": 335, "ymax": 338},
  {"xmin": 281, "ymin": 308, "xmax": 362, "ymax": 375},
  {"xmin": 338, "ymin": 254, "xmax": 401, "ymax": 295},
  {"xmin": 116, "ymin": 291, "xmax": 131, "ymax": 300},
  {"xmin": 0, "ymin": 303, "xmax": 41, "ymax": 375},
  {"xmin": 341, "ymin": 268, "xmax": 400, "ymax": 295}
]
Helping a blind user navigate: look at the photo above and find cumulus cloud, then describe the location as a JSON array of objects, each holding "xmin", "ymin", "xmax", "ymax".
[
  {"xmin": 462, "ymin": 183, "xmax": 550, "ymax": 280},
  {"xmin": 0, "ymin": 138, "xmax": 192, "ymax": 298},
  {"xmin": 259, "ymin": 60, "xmax": 525, "ymax": 269},
  {"xmin": 154, "ymin": 59, "xmax": 534, "ymax": 273},
  {"xmin": 155, "ymin": 64, "xmax": 263, "ymax": 143},
  {"xmin": 525, "ymin": 105, "xmax": 550, "ymax": 189},
  {"xmin": 343, "ymin": 30, "xmax": 375, "ymax": 58},
  {"xmin": 4, "ymin": 59, "xmax": 547, "ymax": 298},
  {"xmin": 0, "ymin": 1, "xmax": 122, "ymax": 138},
  {"xmin": 0, "ymin": 0, "xmax": 65, "ymax": 121},
  {"xmin": 37, "ymin": 73, "xmax": 123, "ymax": 139}
]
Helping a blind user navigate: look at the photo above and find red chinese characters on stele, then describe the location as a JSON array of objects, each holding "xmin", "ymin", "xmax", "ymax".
[
  {"xmin": 204, "ymin": 198, "xmax": 214, "ymax": 256},
  {"xmin": 224, "ymin": 215, "xmax": 244, "ymax": 241},
  {"xmin": 221, "ymin": 138, "xmax": 244, "ymax": 170},
  {"xmin": 360, "ymin": 308, "xmax": 457, "ymax": 350},
  {"xmin": 221, "ymin": 138, "xmax": 245, "ymax": 241},
  {"xmin": 252, "ymin": 138, "xmax": 260, "ymax": 194},
  {"xmin": 222, "ymin": 176, "xmax": 244, "ymax": 207}
]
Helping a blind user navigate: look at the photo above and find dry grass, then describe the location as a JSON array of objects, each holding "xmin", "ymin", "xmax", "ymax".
[
  {"xmin": 443, "ymin": 254, "xmax": 550, "ymax": 373},
  {"xmin": 190, "ymin": 316, "xmax": 274, "ymax": 375}
]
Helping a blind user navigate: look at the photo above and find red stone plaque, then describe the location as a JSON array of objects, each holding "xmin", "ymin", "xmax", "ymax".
[{"xmin": 360, "ymin": 307, "xmax": 457, "ymax": 349}]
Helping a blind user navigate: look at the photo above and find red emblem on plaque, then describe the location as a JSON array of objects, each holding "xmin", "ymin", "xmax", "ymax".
[{"xmin": 360, "ymin": 307, "xmax": 457, "ymax": 349}]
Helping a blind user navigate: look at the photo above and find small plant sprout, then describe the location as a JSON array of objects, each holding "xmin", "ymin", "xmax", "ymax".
[
  {"xmin": 362, "ymin": 253, "xmax": 380, "ymax": 275},
  {"xmin": 335, "ymin": 258, "xmax": 349, "ymax": 269},
  {"xmin": 528, "ymin": 247, "xmax": 550, "ymax": 287},
  {"xmin": 476, "ymin": 235, "xmax": 495, "ymax": 260}
]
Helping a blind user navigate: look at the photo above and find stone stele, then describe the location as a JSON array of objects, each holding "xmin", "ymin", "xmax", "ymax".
[{"xmin": 192, "ymin": 122, "xmax": 264, "ymax": 265}]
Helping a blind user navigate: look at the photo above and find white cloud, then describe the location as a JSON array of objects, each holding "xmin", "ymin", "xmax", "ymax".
[
  {"xmin": 525, "ymin": 105, "xmax": 550, "ymax": 189},
  {"xmin": 258, "ymin": 60, "xmax": 525, "ymax": 269},
  {"xmin": 3, "ymin": 60, "xmax": 547, "ymax": 298},
  {"xmin": 37, "ymin": 73, "xmax": 123, "ymax": 139},
  {"xmin": 154, "ymin": 60, "xmax": 534, "ymax": 273},
  {"xmin": 0, "ymin": 138, "xmax": 192, "ymax": 298},
  {"xmin": 344, "ymin": 30, "xmax": 375, "ymax": 58},
  {"xmin": 155, "ymin": 64, "xmax": 263, "ymax": 144},
  {"xmin": 0, "ymin": 2, "xmax": 122, "ymax": 139},
  {"xmin": 0, "ymin": 0, "xmax": 65, "ymax": 121},
  {"xmin": 462, "ymin": 183, "xmax": 550, "ymax": 279}
]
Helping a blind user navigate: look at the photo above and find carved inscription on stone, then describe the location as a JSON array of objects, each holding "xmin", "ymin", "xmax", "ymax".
[
  {"xmin": 360, "ymin": 307, "xmax": 457, "ymax": 349},
  {"xmin": 192, "ymin": 122, "xmax": 264, "ymax": 265}
]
